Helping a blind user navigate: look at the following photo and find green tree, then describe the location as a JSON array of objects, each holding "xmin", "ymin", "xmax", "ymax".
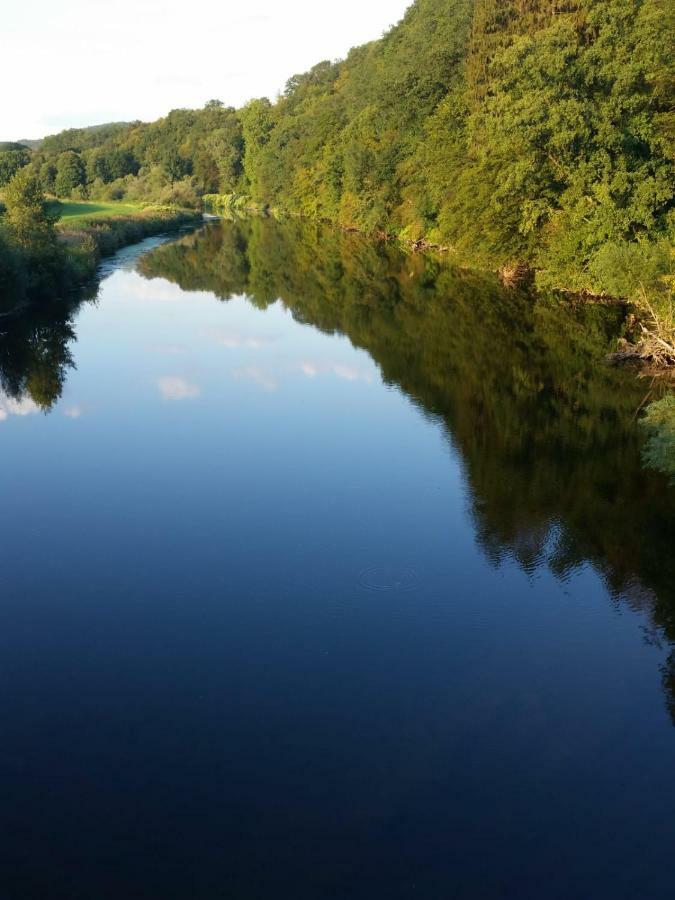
[
  {"xmin": 18, "ymin": 0, "xmax": 673, "ymax": 341},
  {"xmin": 239, "ymin": 99, "xmax": 274, "ymax": 197},
  {"xmin": 55, "ymin": 150, "xmax": 86, "ymax": 197},
  {"xmin": 39, "ymin": 160, "xmax": 58, "ymax": 194},
  {"xmin": 642, "ymin": 395, "xmax": 675, "ymax": 483},
  {"xmin": 0, "ymin": 148, "xmax": 31, "ymax": 186},
  {"xmin": 1, "ymin": 168, "xmax": 63, "ymax": 295},
  {"xmin": 160, "ymin": 146, "xmax": 191, "ymax": 184},
  {"xmin": 3, "ymin": 168, "xmax": 58, "ymax": 252}
]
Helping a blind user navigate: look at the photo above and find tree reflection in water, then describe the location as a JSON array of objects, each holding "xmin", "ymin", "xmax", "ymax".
[
  {"xmin": 140, "ymin": 218, "xmax": 675, "ymax": 722},
  {"xmin": 0, "ymin": 304, "xmax": 78, "ymax": 414},
  {"xmin": 2, "ymin": 218, "xmax": 673, "ymax": 721}
]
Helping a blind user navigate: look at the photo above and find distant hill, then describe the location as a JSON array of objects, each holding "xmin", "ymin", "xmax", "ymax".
[
  {"xmin": 0, "ymin": 141, "xmax": 36, "ymax": 152},
  {"xmin": 2, "ymin": 123, "xmax": 134, "ymax": 153},
  {"xmin": 40, "ymin": 122, "xmax": 135, "ymax": 154},
  {"xmin": 15, "ymin": 139, "xmax": 42, "ymax": 150}
]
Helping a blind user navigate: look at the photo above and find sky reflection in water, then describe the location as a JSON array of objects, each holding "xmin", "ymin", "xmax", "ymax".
[{"xmin": 1, "ymin": 220, "xmax": 674, "ymax": 900}]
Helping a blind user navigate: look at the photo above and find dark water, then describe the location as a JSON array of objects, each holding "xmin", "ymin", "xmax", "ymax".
[{"xmin": 1, "ymin": 219, "xmax": 674, "ymax": 900}]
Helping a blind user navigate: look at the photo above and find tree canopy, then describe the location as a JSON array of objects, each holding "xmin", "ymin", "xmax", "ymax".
[{"xmin": 3, "ymin": 0, "xmax": 674, "ymax": 303}]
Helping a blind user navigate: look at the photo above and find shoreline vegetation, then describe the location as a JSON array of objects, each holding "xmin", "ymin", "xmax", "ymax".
[
  {"xmin": 56, "ymin": 202, "xmax": 201, "ymax": 278},
  {"xmin": 0, "ymin": 1, "xmax": 673, "ymax": 365},
  {"xmin": 205, "ymin": 193, "xmax": 675, "ymax": 371},
  {"xmin": 0, "ymin": 176, "xmax": 201, "ymax": 312},
  {"xmin": 138, "ymin": 217, "xmax": 675, "ymax": 484}
]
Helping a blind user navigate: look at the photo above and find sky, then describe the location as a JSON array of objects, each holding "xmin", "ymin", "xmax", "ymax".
[{"xmin": 2, "ymin": 0, "xmax": 412, "ymax": 141}]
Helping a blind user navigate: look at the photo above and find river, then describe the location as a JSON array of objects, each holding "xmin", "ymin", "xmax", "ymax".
[{"xmin": 1, "ymin": 218, "xmax": 674, "ymax": 899}]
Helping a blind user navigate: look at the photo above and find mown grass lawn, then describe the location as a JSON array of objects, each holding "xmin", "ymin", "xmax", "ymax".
[{"xmin": 53, "ymin": 200, "xmax": 143, "ymax": 224}]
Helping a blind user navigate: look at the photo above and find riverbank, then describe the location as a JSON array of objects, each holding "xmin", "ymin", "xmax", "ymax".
[
  {"xmin": 0, "ymin": 203, "xmax": 202, "ymax": 315},
  {"xmin": 57, "ymin": 205, "xmax": 203, "ymax": 282},
  {"xmin": 204, "ymin": 195, "xmax": 675, "ymax": 370}
]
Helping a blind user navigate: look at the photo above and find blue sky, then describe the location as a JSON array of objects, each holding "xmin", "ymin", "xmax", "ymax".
[{"xmin": 3, "ymin": 0, "xmax": 412, "ymax": 140}]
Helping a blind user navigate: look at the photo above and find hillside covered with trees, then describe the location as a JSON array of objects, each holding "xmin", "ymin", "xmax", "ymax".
[{"xmin": 2, "ymin": 0, "xmax": 674, "ymax": 341}]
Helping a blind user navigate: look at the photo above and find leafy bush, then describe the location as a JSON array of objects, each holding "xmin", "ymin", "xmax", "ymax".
[
  {"xmin": 642, "ymin": 395, "xmax": 675, "ymax": 483},
  {"xmin": 590, "ymin": 241, "xmax": 673, "ymax": 302}
]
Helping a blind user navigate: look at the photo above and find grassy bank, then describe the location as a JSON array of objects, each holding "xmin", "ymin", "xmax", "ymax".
[
  {"xmin": 53, "ymin": 199, "xmax": 144, "ymax": 224},
  {"xmin": 0, "ymin": 181, "xmax": 202, "ymax": 309},
  {"xmin": 56, "ymin": 203, "xmax": 202, "ymax": 283}
]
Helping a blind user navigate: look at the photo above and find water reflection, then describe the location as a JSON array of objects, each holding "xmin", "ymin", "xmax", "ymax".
[
  {"xmin": 0, "ymin": 302, "xmax": 78, "ymax": 414},
  {"xmin": 1, "ymin": 218, "xmax": 674, "ymax": 726},
  {"xmin": 139, "ymin": 218, "xmax": 675, "ymax": 722},
  {"xmin": 0, "ymin": 230, "xmax": 195, "ymax": 418}
]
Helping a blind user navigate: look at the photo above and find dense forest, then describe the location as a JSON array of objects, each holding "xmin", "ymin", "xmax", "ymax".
[{"xmin": 1, "ymin": 0, "xmax": 673, "ymax": 352}]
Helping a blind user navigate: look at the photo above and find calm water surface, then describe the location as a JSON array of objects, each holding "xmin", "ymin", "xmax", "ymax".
[{"xmin": 1, "ymin": 220, "xmax": 674, "ymax": 899}]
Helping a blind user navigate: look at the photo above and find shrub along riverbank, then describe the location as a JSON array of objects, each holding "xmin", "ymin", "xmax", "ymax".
[
  {"xmin": 57, "ymin": 203, "xmax": 202, "ymax": 282},
  {"xmin": 0, "ymin": 174, "xmax": 201, "ymax": 310},
  {"xmin": 205, "ymin": 194, "xmax": 675, "ymax": 368}
]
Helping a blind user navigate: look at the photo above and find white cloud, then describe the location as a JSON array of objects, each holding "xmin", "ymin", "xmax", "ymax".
[
  {"xmin": 0, "ymin": 393, "xmax": 39, "ymax": 421},
  {"xmin": 232, "ymin": 366, "xmax": 278, "ymax": 392},
  {"xmin": 298, "ymin": 360, "xmax": 374, "ymax": 384},
  {"xmin": 156, "ymin": 376, "xmax": 201, "ymax": 401},
  {"xmin": 124, "ymin": 277, "xmax": 187, "ymax": 303},
  {"xmin": 213, "ymin": 329, "xmax": 275, "ymax": 349},
  {"xmin": 2, "ymin": 1, "xmax": 411, "ymax": 140},
  {"xmin": 64, "ymin": 405, "xmax": 83, "ymax": 419},
  {"xmin": 147, "ymin": 343, "xmax": 188, "ymax": 355},
  {"xmin": 333, "ymin": 364, "xmax": 360, "ymax": 382}
]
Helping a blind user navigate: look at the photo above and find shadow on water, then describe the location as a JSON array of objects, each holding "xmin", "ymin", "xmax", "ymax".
[{"xmin": 138, "ymin": 218, "xmax": 675, "ymax": 723}]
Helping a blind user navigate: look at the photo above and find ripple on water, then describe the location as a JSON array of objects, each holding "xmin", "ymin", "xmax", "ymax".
[{"xmin": 359, "ymin": 565, "xmax": 419, "ymax": 593}]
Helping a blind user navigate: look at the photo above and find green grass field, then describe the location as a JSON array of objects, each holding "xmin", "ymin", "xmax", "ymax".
[{"xmin": 53, "ymin": 200, "xmax": 143, "ymax": 224}]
